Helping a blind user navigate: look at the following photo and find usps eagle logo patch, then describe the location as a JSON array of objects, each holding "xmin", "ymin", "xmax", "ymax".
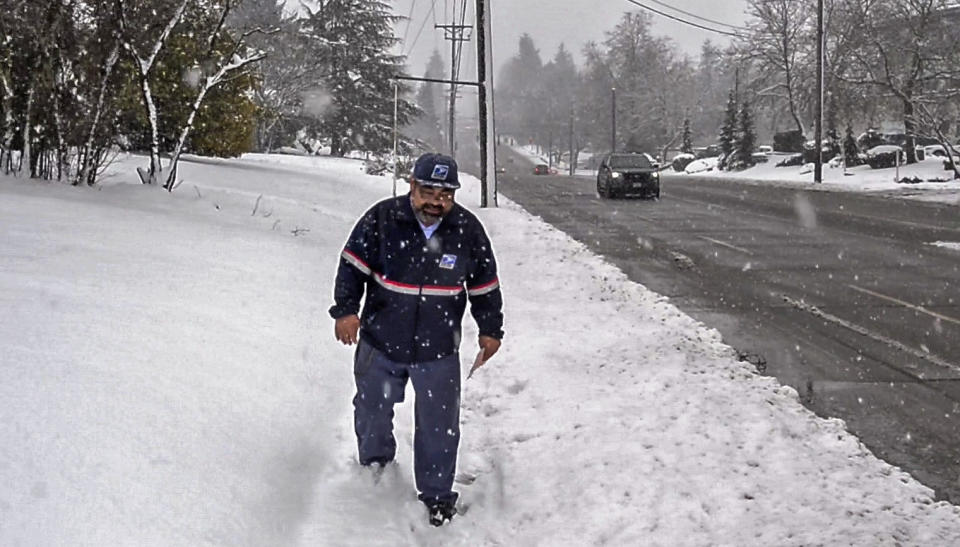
[
  {"xmin": 439, "ymin": 254, "xmax": 457, "ymax": 269},
  {"xmin": 431, "ymin": 164, "xmax": 450, "ymax": 181}
]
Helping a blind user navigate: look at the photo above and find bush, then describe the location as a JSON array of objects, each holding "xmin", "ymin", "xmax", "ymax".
[
  {"xmin": 776, "ymin": 154, "xmax": 804, "ymax": 167},
  {"xmin": 865, "ymin": 147, "xmax": 904, "ymax": 169},
  {"xmin": 773, "ymin": 130, "xmax": 805, "ymax": 153},
  {"xmin": 671, "ymin": 153, "xmax": 695, "ymax": 172}
]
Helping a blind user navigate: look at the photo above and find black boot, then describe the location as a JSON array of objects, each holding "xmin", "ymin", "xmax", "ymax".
[{"xmin": 426, "ymin": 501, "xmax": 457, "ymax": 527}]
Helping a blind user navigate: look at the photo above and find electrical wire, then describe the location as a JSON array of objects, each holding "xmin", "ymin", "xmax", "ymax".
[
  {"xmin": 621, "ymin": 0, "xmax": 743, "ymax": 37},
  {"xmin": 401, "ymin": 0, "xmax": 418, "ymax": 45},
  {"xmin": 405, "ymin": 0, "xmax": 438, "ymax": 57},
  {"xmin": 642, "ymin": 0, "xmax": 746, "ymax": 31},
  {"xmin": 453, "ymin": 0, "xmax": 468, "ymax": 82}
]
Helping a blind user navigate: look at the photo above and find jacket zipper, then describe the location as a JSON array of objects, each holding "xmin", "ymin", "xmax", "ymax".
[{"xmin": 410, "ymin": 232, "xmax": 428, "ymax": 363}]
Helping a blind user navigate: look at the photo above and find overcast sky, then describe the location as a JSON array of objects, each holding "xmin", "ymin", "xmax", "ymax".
[{"xmin": 391, "ymin": 0, "xmax": 750, "ymax": 79}]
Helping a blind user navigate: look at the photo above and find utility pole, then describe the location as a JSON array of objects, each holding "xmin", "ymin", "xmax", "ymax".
[
  {"xmin": 475, "ymin": 0, "xmax": 496, "ymax": 207},
  {"xmin": 392, "ymin": 81, "xmax": 399, "ymax": 197},
  {"xmin": 436, "ymin": 17, "xmax": 471, "ymax": 158},
  {"xmin": 548, "ymin": 131, "xmax": 553, "ymax": 169},
  {"xmin": 611, "ymin": 87, "xmax": 617, "ymax": 153},
  {"xmin": 815, "ymin": 0, "xmax": 824, "ymax": 183},
  {"xmin": 569, "ymin": 109, "xmax": 575, "ymax": 176},
  {"xmin": 734, "ymin": 64, "xmax": 740, "ymax": 103}
]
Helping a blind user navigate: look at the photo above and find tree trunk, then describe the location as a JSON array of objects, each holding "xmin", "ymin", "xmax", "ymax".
[
  {"xmin": 263, "ymin": 116, "xmax": 281, "ymax": 152},
  {"xmin": 933, "ymin": 124, "xmax": 960, "ymax": 180},
  {"xmin": 903, "ymin": 98, "xmax": 918, "ymax": 164},
  {"xmin": 0, "ymin": 71, "xmax": 12, "ymax": 174},
  {"xmin": 77, "ymin": 42, "xmax": 120, "ymax": 186},
  {"xmin": 138, "ymin": 72, "xmax": 162, "ymax": 184},
  {"xmin": 330, "ymin": 133, "xmax": 342, "ymax": 157},
  {"xmin": 52, "ymin": 64, "xmax": 66, "ymax": 181},
  {"xmin": 164, "ymin": 82, "xmax": 211, "ymax": 190},
  {"xmin": 19, "ymin": 81, "xmax": 35, "ymax": 177},
  {"xmin": 163, "ymin": 45, "xmax": 266, "ymax": 190},
  {"xmin": 119, "ymin": 0, "xmax": 191, "ymax": 185}
]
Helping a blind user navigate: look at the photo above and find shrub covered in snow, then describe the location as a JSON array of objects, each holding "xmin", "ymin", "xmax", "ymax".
[
  {"xmin": 684, "ymin": 157, "xmax": 719, "ymax": 174},
  {"xmin": 865, "ymin": 145, "xmax": 905, "ymax": 169},
  {"xmin": 671, "ymin": 153, "xmax": 695, "ymax": 172},
  {"xmin": 776, "ymin": 154, "xmax": 804, "ymax": 168}
]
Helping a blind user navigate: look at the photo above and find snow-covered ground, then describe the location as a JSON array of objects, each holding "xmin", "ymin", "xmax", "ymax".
[
  {"xmin": 676, "ymin": 152, "xmax": 960, "ymax": 206},
  {"xmin": 3, "ymin": 153, "xmax": 960, "ymax": 545}
]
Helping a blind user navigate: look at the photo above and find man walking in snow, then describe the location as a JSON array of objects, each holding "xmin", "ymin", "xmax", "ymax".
[{"xmin": 330, "ymin": 152, "xmax": 504, "ymax": 526}]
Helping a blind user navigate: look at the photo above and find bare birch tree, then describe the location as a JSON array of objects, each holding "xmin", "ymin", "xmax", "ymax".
[
  {"xmin": 163, "ymin": 0, "xmax": 268, "ymax": 190},
  {"xmin": 116, "ymin": 0, "xmax": 190, "ymax": 185}
]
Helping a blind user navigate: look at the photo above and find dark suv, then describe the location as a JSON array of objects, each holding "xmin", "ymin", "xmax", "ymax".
[{"xmin": 596, "ymin": 153, "xmax": 660, "ymax": 199}]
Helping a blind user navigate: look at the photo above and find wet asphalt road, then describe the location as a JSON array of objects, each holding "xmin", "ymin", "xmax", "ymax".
[{"xmin": 483, "ymin": 145, "xmax": 960, "ymax": 502}]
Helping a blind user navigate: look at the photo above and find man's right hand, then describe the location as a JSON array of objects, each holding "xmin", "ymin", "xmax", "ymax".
[{"xmin": 334, "ymin": 314, "xmax": 360, "ymax": 345}]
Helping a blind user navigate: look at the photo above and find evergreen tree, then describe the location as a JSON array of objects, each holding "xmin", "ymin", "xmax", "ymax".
[
  {"xmin": 718, "ymin": 90, "xmax": 737, "ymax": 166},
  {"xmin": 409, "ymin": 49, "xmax": 445, "ymax": 149},
  {"xmin": 681, "ymin": 118, "xmax": 693, "ymax": 154},
  {"xmin": 497, "ymin": 34, "xmax": 544, "ymax": 140},
  {"xmin": 236, "ymin": 0, "xmax": 316, "ymax": 152},
  {"xmin": 540, "ymin": 43, "xmax": 579, "ymax": 158},
  {"xmin": 731, "ymin": 100, "xmax": 757, "ymax": 170},
  {"xmin": 302, "ymin": 0, "xmax": 415, "ymax": 157}
]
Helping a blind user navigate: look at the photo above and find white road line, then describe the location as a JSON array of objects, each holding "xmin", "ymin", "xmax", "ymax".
[
  {"xmin": 697, "ymin": 236, "xmax": 754, "ymax": 255},
  {"xmin": 848, "ymin": 284, "xmax": 960, "ymax": 327},
  {"xmin": 670, "ymin": 188, "xmax": 960, "ymax": 234},
  {"xmin": 842, "ymin": 211, "xmax": 960, "ymax": 234},
  {"xmin": 781, "ymin": 295, "xmax": 960, "ymax": 377}
]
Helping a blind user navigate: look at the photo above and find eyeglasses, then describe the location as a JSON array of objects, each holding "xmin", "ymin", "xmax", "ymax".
[{"xmin": 416, "ymin": 184, "xmax": 455, "ymax": 202}]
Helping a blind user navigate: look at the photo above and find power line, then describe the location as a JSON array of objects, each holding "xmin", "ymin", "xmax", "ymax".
[
  {"xmin": 453, "ymin": 0, "xmax": 469, "ymax": 81},
  {"xmin": 405, "ymin": 0, "xmax": 438, "ymax": 57},
  {"xmin": 643, "ymin": 0, "xmax": 746, "ymax": 31},
  {"xmin": 401, "ymin": 0, "xmax": 418, "ymax": 45},
  {"xmin": 621, "ymin": 0, "xmax": 743, "ymax": 37}
]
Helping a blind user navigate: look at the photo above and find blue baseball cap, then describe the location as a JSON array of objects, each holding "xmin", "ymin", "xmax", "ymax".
[{"xmin": 412, "ymin": 153, "xmax": 460, "ymax": 189}]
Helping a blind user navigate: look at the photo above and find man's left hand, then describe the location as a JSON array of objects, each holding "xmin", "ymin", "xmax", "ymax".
[{"xmin": 478, "ymin": 335, "xmax": 501, "ymax": 363}]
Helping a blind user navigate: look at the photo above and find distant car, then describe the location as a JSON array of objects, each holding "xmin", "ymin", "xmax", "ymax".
[
  {"xmin": 923, "ymin": 144, "xmax": 960, "ymax": 159},
  {"xmin": 533, "ymin": 164, "xmax": 550, "ymax": 175},
  {"xmin": 596, "ymin": 153, "xmax": 660, "ymax": 199},
  {"xmin": 757, "ymin": 145, "xmax": 773, "ymax": 154}
]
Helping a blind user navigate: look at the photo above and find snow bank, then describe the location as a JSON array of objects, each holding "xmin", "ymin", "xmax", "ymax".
[{"xmin": 685, "ymin": 156, "xmax": 720, "ymax": 174}]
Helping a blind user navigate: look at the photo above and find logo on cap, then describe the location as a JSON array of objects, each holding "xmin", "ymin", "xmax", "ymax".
[{"xmin": 431, "ymin": 164, "xmax": 449, "ymax": 181}]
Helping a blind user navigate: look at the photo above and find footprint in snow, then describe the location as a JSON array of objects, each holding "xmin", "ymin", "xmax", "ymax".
[{"xmin": 505, "ymin": 380, "xmax": 528, "ymax": 395}]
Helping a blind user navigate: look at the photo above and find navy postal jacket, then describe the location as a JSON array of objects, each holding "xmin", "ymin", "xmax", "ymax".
[{"xmin": 330, "ymin": 193, "xmax": 504, "ymax": 363}]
